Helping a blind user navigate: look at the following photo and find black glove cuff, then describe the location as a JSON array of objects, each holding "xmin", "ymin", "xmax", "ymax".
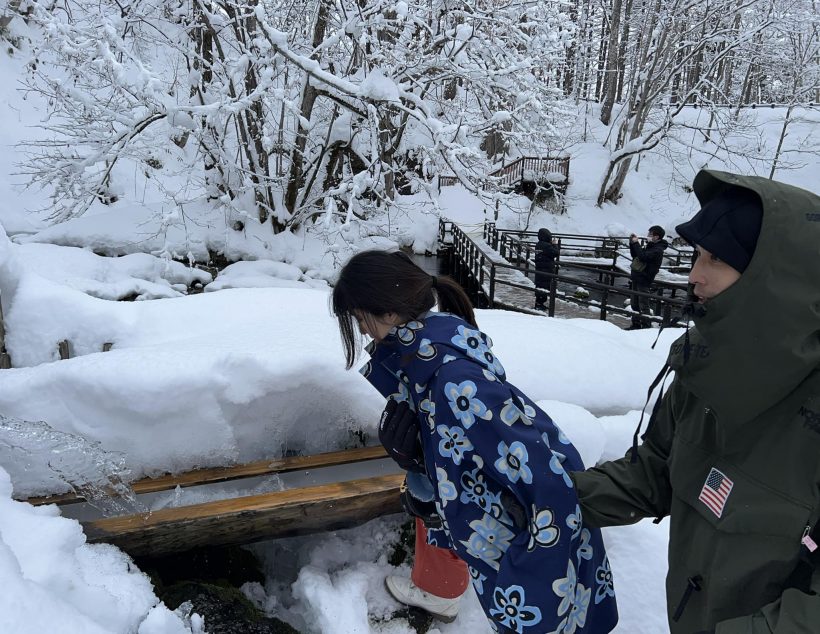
[{"xmin": 399, "ymin": 488, "xmax": 442, "ymax": 529}]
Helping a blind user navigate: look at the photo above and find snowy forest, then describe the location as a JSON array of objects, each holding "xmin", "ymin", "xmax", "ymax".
[
  {"xmin": 0, "ymin": 0, "xmax": 817, "ymax": 632},
  {"xmin": 4, "ymin": 0, "xmax": 819, "ymax": 230}
]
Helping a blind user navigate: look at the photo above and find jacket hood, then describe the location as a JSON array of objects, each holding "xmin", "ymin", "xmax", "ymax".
[
  {"xmin": 362, "ymin": 313, "xmax": 506, "ymax": 402},
  {"xmin": 669, "ymin": 170, "xmax": 820, "ymax": 426},
  {"xmin": 538, "ymin": 228, "xmax": 553, "ymax": 241}
]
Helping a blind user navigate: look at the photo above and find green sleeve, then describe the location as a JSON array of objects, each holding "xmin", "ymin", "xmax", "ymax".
[
  {"xmin": 715, "ymin": 567, "xmax": 820, "ymax": 634},
  {"xmin": 569, "ymin": 382, "xmax": 676, "ymax": 528}
]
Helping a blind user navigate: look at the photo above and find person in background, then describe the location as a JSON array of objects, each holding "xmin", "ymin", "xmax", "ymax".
[
  {"xmin": 571, "ymin": 170, "xmax": 820, "ymax": 633},
  {"xmin": 627, "ymin": 225, "xmax": 668, "ymax": 329},
  {"xmin": 333, "ymin": 250, "xmax": 618, "ymax": 633},
  {"xmin": 534, "ymin": 228, "xmax": 560, "ymax": 311}
]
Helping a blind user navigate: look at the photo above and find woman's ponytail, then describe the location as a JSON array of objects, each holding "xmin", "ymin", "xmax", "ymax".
[{"xmin": 433, "ymin": 275, "xmax": 477, "ymax": 327}]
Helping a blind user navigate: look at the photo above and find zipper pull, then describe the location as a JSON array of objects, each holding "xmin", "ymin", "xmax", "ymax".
[{"xmin": 802, "ymin": 526, "xmax": 817, "ymax": 553}]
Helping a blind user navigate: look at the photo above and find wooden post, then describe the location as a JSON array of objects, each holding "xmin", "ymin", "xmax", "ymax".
[
  {"xmin": 488, "ymin": 264, "xmax": 496, "ymax": 308},
  {"xmin": 102, "ymin": 343, "xmax": 113, "ymax": 352},
  {"xmin": 58, "ymin": 340, "xmax": 71, "ymax": 360},
  {"xmin": 548, "ymin": 273, "xmax": 557, "ymax": 317},
  {"xmin": 600, "ymin": 287, "xmax": 609, "ymax": 321},
  {"xmin": 0, "ymin": 300, "xmax": 10, "ymax": 369}
]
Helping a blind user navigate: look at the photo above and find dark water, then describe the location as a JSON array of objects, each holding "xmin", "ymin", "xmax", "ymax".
[{"xmin": 407, "ymin": 252, "xmax": 448, "ymax": 277}]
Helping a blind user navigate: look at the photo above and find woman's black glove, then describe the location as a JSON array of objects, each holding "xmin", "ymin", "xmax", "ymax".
[{"xmin": 378, "ymin": 399, "xmax": 425, "ymax": 473}]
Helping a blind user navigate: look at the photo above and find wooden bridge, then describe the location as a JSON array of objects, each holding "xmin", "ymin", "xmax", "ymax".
[
  {"xmin": 438, "ymin": 220, "xmax": 691, "ymax": 327},
  {"xmin": 439, "ymin": 155, "xmax": 570, "ymax": 196},
  {"xmin": 23, "ymin": 446, "xmax": 402, "ymax": 556}
]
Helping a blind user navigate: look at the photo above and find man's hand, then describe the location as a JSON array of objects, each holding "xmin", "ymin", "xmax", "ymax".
[{"xmin": 379, "ymin": 399, "xmax": 425, "ymax": 473}]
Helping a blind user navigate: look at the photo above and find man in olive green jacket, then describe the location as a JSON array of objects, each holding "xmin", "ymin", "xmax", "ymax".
[{"xmin": 572, "ymin": 170, "xmax": 820, "ymax": 633}]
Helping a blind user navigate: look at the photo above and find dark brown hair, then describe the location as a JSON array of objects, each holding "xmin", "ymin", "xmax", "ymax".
[{"xmin": 332, "ymin": 250, "xmax": 477, "ymax": 368}]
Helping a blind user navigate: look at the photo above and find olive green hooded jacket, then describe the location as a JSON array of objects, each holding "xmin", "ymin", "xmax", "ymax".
[{"xmin": 572, "ymin": 170, "xmax": 820, "ymax": 633}]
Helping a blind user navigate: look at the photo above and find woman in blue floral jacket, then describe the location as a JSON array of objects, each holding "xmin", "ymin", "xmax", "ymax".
[{"xmin": 333, "ymin": 250, "xmax": 618, "ymax": 634}]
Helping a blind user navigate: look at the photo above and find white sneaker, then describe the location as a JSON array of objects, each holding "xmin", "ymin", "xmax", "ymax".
[{"xmin": 385, "ymin": 575, "xmax": 461, "ymax": 623}]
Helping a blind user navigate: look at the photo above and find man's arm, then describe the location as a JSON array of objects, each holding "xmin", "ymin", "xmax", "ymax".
[{"xmin": 570, "ymin": 383, "xmax": 677, "ymax": 527}]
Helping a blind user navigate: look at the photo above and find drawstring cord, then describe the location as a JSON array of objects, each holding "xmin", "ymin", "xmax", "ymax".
[
  {"xmin": 671, "ymin": 575, "xmax": 703, "ymax": 622},
  {"xmin": 631, "ymin": 285, "xmax": 706, "ymax": 462},
  {"xmin": 630, "ymin": 362, "xmax": 673, "ymax": 463}
]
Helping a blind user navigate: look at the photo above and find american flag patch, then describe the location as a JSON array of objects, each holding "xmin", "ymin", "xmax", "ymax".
[{"xmin": 699, "ymin": 467, "xmax": 734, "ymax": 518}]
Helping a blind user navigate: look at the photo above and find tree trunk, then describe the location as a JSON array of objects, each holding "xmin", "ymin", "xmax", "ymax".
[
  {"xmin": 769, "ymin": 104, "xmax": 794, "ymax": 180},
  {"xmin": 600, "ymin": 0, "xmax": 624, "ymax": 124},
  {"xmin": 284, "ymin": 0, "xmax": 330, "ymax": 217}
]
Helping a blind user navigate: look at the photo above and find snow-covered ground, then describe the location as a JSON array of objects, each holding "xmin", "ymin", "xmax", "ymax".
[{"xmin": 0, "ymin": 23, "xmax": 816, "ymax": 634}]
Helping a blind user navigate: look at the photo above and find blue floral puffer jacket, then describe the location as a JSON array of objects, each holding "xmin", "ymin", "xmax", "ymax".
[{"xmin": 362, "ymin": 312, "xmax": 618, "ymax": 634}]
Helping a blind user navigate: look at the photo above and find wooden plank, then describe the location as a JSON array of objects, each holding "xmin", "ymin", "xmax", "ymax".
[
  {"xmin": 83, "ymin": 474, "xmax": 404, "ymax": 556},
  {"xmin": 25, "ymin": 446, "xmax": 388, "ymax": 506}
]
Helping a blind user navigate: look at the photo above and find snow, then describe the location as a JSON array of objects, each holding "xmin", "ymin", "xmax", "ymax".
[
  {"xmin": 359, "ymin": 69, "xmax": 401, "ymax": 103},
  {"xmin": 0, "ymin": 467, "xmax": 197, "ymax": 633},
  {"xmin": 0, "ymin": 22, "xmax": 816, "ymax": 633},
  {"xmin": 0, "ymin": 223, "xmax": 680, "ymax": 631}
]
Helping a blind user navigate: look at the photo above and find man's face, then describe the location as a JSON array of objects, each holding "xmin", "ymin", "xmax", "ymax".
[
  {"xmin": 688, "ymin": 245, "xmax": 742, "ymax": 303},
  {"xmin": 647, "ymin": 231, "xmax": 659, "ymax": 242}
]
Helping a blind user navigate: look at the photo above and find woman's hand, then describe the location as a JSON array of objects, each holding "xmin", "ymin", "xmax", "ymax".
[{"xmin": 379, "ymin": 399, "xmax": 425, "ymax": 473}]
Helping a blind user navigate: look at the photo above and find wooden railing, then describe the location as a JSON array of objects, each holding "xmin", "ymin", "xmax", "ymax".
[
  {"xmin": 440, "ymin": 219, "xmax": 689, "ymax": 326},
  {"xmin": 486, "ymin": 156, "xmax": 570, "ymax": 191},
  {"xmin": 436, "ymin": 156, "xmax": 571, "ymax": 193}
]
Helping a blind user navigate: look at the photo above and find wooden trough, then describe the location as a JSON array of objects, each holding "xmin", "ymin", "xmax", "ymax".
[{"xmin": 25, "ymin": 446, "xmax": 404, "ymax": 557}]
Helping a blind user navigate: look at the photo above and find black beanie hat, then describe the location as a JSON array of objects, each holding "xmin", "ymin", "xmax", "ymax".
[
  {"xmin": 675, "ymin": 185, "xmax": 763, "ymax": 273},
  {"xmin": 538, "ymin": 228, "xmax": 553, "ymax": 241}
]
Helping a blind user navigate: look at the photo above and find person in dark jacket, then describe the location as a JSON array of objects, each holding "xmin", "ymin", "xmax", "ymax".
[
  {"xmin": 571, "ymin": 170, "xmax": 820, "ymax": 633},
  {"xmin": 534, "ymin": 228, "xmax": 560, "ymax": 311},
  {"xmin": 627, "ymin": 225, "xmax": 668, "ymax": 329},
  {"xmin": 332, "ymin": 250, "xmax": 619, "ymax": 634}
]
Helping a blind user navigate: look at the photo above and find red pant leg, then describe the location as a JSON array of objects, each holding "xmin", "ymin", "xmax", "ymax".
[{"xmin": 411, "ymin": 518, "xmax": 470, "ymax": 599}]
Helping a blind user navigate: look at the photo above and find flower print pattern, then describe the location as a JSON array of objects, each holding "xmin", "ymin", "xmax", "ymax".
[
  {"xmin": 490, "ymin": 585, "xmax": 542, "ymax": 633},
  {"xmin": 553, "ymin": 560, "xmax": 577, "ymax": 617},
  {"xmin": 594, "ymin": 556, "xmax": 615, "ymax": 605},
  {"xmin": 437, "ymin": 425, "xmax": 473, "ymax": 465},
  {"xmin": 469, "ymin": 566, "xmax": 487, "ymax": 595},
  {"xmin": 396, "ymin": 320, "xmax": 424, "ymax": 345},
  {"xmin": 418, "ymin": 397, "xmax": 436, "ymax": 430},
  {"xmin": 527, "ymin": 505, "xmax": 560, "ymax": 551},
  {"xmin": 390, "ymin": 380, "xmax": 411, "ymax": 404},
  {"xmin": 445, "ymin": 380, "xmax": 492, "ymax": 428},
  {"xmin": 499, "ymin": 397, "xmax": 536, "ymax": 426},
  {"xmin": 566, "ymin": 505, "xmax": 583, "ymax": 539},
  {"xmin": 460, "ymin": 513, "xmax": 515, "ymax": 570},
  {"xmin": 417, "ymin": 338, "xmax": 437, "ymax": 360},
  {"xmin": 495, "ymin": 441, "xmax": 533, "ymax": 484},
  {"xmin": 451, "ymin": 325, "xmax": 487, "ymax": 357},
  {"xmin": 549, "ymin": 450, "xmax": 573, "ymax": 488},
  {"xmin": 563, "ymin": 583, "xmax": 591, "ymax": 633},
  {"xmin": 436, "ymin": 468, "xmax": 458, "ymax": 507},
  {"xmin": 359, "ymin": 312, "xmax": 617, "ymax": 634},
  {"xmin": 577, "ymin": 528, "xmax": 593, "ymax": 561},
  {"xmin": 556, "ymin": 427, "xmax": 572, "ymax": 445},
  {"xmin": 478, "ymin": 347, "xmax": 506, "ymax": 376},
  {"xmin": 460, "ymin": 467, "xmax": 505, "ymax": 519}
]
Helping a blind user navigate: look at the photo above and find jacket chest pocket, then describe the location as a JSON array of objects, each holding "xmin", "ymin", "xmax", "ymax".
[{"xmin": 669, "ymin": 437, "xmax": 812, "ymax": 543}]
